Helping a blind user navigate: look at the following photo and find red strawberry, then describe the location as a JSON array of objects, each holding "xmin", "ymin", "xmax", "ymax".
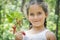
[{"xmin": 22, "ymin": 32, "xmax": 26, "ymax": 36}]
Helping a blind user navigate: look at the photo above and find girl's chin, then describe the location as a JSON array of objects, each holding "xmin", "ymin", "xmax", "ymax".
[{"xmin": 32, "ymin": 24, "xmax": 41, "ymax": 27}]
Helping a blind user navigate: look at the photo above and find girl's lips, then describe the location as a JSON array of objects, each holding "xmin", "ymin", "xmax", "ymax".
[
  {"xmin": 33, "ymin": 21, "xmax": 40, "ymax": 23},
  {"xmin": 34, "ymin": 21, "xmax": 39, "ymax": 22},
  {"xmin": 34, "ymin": 21, "xmax": 38, "ymax": 22}
]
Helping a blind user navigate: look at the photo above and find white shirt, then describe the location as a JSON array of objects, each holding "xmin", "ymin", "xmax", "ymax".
[{"xmin": 23, "ymin": 29, "xmax": 49, "ymax": 40}]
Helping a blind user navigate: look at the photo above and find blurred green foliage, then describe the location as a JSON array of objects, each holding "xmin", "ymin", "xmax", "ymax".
[{"xmin": 0, "ymin": 0, "xmax": 60, "ymax": 40}]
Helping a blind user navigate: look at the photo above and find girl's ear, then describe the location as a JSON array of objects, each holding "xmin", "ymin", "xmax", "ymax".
[{"xmin": 45, "ymin": 13, "xmax": 48, "ymax": 18}]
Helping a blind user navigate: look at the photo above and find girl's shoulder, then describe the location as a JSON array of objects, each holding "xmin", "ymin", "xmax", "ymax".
[
  {"xmin": 24, "ymin": 30, "xmax": 30, "ymax": 34},
  {"xmin": 46, "ymin": 30, "xmax": 56, "ymax": 40}
]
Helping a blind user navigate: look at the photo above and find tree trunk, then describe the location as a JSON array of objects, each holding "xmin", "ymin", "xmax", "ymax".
[
  {"xmin": 55, "ymin": 0, "xmax": 60, "ymax": 40},
  {"xmin": 0, "ymin": 5, "xmax": 2, "ymax": 24},
  {"xmin": 21, "ymin": 0, "xmax": 26, "ymax": 12}
]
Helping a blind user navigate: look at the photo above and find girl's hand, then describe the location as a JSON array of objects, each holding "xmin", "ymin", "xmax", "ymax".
[{"xmin": 15, "ymin": 31, "xmax": 25, "ymax": 40}]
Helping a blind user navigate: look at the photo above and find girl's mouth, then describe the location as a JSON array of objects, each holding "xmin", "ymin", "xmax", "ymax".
[{"xmin": 34, "ymin": 21, "xmax": 39, "ymax": 22}]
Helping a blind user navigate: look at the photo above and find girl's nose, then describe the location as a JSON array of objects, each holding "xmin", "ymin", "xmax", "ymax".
[{"xmin": 34, "ymin": 15, "xmax": 38, "ymax": 19}]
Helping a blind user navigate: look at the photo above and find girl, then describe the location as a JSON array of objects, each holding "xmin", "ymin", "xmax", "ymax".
[{"xmin": 15, "ymin": 0, "xmax": 56, "ymax": 40}]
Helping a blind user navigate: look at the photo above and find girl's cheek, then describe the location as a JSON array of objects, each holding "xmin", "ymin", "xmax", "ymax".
[
  {"xmin": 38, "ymin": 15, "xmax": 45, "ymax": 21},
  {"xmin": 29, "ymin": 16, "xmax": 33, "ymax": 19},
  {"xmin": 28, "ymin": 17, "xmax": 33, "ymax": 21},
  {"xmin": 38, "ymin": 15, "xmax": 42, "ymax": 19}
]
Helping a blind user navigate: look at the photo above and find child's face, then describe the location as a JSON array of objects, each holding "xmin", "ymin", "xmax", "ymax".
[{"xmin": 27, "ymin": 4, "xmax": 48, "ymax": 27}]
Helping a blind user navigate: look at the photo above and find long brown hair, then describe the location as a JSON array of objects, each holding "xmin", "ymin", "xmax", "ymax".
[{"xmin": 24, "ymin": 0, "xmax": 48, "ymax": 29}]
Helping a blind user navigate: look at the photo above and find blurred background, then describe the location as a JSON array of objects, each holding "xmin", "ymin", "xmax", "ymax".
[{"xmin": 0, "ymin": 0, "xmax": 60, "ymax": 40}]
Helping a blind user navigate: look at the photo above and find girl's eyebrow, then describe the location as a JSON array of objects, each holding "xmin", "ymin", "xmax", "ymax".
[
  {"xmin": 30, "ymin": 13, "xmax": 33, "ymax": 14},
  {"xmin": 37, "ymin": 12, "xmax": 41, "ymax": 13},
  {"xmin": 30, "ymin": 13, "xmax": 34, "ymax": 15}
]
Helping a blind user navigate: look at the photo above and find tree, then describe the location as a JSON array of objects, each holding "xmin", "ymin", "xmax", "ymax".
[
  {"xmin": 0, "ymin": 5, "xmax": 2, "ymax": 24},
  {"xmin": 55, "ymin": 0, "xmax": 60, "ymax": 40}
]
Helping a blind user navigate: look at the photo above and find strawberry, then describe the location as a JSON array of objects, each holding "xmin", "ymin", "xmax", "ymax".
[{"xmin": 22, "ymin": 32, "xmax": 26, "ymax": 36}]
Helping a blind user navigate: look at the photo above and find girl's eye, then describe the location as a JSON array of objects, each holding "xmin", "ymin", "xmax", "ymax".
[
  {"xmin": 30, "ymin": 13, "xmax": 34, "ymax": 16},
  {"xmin": 37, "ymin": 12, "xmax": 42, "ymax": 15}
]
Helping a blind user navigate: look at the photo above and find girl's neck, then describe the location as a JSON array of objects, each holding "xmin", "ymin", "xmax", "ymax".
[{"xmin": 31, "ymin": 25, "xmax": 45, "ymax": 32}]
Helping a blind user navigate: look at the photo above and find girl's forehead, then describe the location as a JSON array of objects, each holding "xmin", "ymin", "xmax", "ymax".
[
  {"xmin": 30, "ymin": 4, "xmax": 41, "ymax": 9},
  {"xmin": 29, "ymin": 4, "xmax": 43, "ymax": 12}
]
